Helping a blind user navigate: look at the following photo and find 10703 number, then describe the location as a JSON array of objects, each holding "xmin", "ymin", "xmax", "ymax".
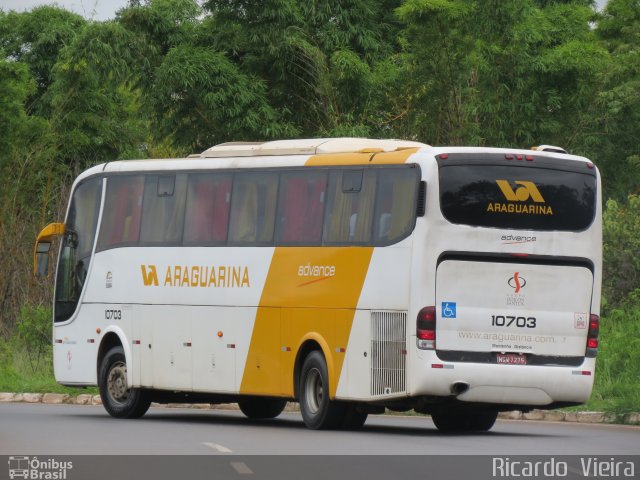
[
  {"xmin": 105, "ymin": 309, "xmax": 122, "ymax": 320},
  {"xmin": 491, "ymin": 315, "xmax": 536, "ymax": 328}
]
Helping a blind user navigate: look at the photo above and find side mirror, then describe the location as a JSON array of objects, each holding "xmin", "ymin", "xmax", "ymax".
[
  {"xmin": 33, "ymin": 223, "xmax": 65, "ymax": 277},
  {"xmin": 35, "ymin": 242, "xmax": 51, "ymax": 277}
]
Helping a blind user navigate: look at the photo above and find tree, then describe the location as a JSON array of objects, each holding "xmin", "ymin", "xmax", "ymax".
[
  {"xmin": 201, "ymin": 0, "xmax": 405, "ymax": 136},
  {"xmin": 396, "ymin": 0, "xmax": 608, "ymax": 147},
  {"xmin": 0, "ymin": 59, "xmax": 52, "ymax": 335},
  {"xmin": 147, "ymin": 45, "xmax": 297, "ymax": 152},
  {"xmin": 47, "ymin": 21, "xmax": 147, "ymax": 170},
  {"xmin": 0, "ymin": 7, "xmax": 85, "ymax": 116},
  {"xmin": 590, "ymin": 0, "xmax": 640, "ymax": 198}
]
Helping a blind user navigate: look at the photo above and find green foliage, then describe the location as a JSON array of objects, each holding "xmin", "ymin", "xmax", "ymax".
[
  {"xmin": 47, "ymin": 21, "xmax": 147, "ymax": 169},
  {"xmin": 0, "ymin": 60, "xmax": 37, "ymax": 157},
  {"xmin": 588, "ymin": 292, "xmax": 640, "ymax": 413},
  {"xmin": 0, "ymin": 6, "xmax": 85, "ymax": 115},
  {"xmin": 397, "ymin": 0, "xmax": 607, "ymax": 146},
  {"xmin": 15, "ymin": 305, "xmax": 52, "ymax": 374},
  {"xmin": 602, "ymin": 195, "xmax": 640, "ymax": 307},
  {"xmin": 569, "ymin": 0, "xmax": 640, "ymax": 199},
  {"xmin": 149, "ymin": 45, "xmax": 297, "ymax": 151},
  {"xmin": 202, "ymin": 0, "xmax": 404, "ymax": 135},
  {"xmin": 0, "ymin": 305, "xmax": 97, "ymax": 394}
]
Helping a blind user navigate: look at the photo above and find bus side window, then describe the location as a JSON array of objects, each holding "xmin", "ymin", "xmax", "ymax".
[
  {"xmin": 373, "ymin": 167, "xmax": 419, "ymax": 244},
  {"xmin": 184, "ymin": 173, "xmax": 232, "ymax": 244},
  {"xmin": 277, "ymin": 171, "xmax": 327, "ymax": 244},
  {"xmin": 140, "ymin": 174, "xmax": 187, "ymax": 244},
  {"xmin": 97, "ymin": 175, "xmax": 144, "ymax": 250},
  {"xmin": 228, "ymin": 172, "xmax": 278, "ymax": 244},
  {"xmin": 323, "ymin": 170, "xmax": 376, "ymax": 244}
]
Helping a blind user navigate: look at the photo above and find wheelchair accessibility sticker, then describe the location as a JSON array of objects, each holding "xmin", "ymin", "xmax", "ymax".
[{"xmin": 442, "ymin": 302, "xmax": 457, "ymax": 319}]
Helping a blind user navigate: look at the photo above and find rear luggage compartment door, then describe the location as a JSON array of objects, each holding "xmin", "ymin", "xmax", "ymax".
[{"xmin": 435, "ymin": 260, "xmax": 593, "ymax": 357}]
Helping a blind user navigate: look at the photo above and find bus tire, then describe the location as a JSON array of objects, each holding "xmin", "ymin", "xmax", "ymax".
[
  {"xmin": 99, "ymin": 346, "xmax": 151, "ymax": 419},
  {"xmin": 238, "ymin": 396, "xmax": 287, "ymax": 419},
  {"xmin": 340, "ymin": 404, "xmax": 368, "ymax": 430},
  {"xmin": 299, "ymin": 351, "xmax": 346, "ymax": 430},
  {"xmin": 431, "ymin": 407, "xmax": 498, "ymax": 432}
]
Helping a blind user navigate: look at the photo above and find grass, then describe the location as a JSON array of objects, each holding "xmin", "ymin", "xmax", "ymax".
[
  {"xmin": 575, "ymin": 295, "xmax": 640, "ymax": 414},
  {"xmin": 0, "ymin": 336, "xmax": 97, "ymax": 396}
]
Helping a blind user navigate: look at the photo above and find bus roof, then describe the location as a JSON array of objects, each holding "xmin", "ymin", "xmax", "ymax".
[
  {"xmin": 75, "ymin": 139, "xmax": 593, "ymax": 185},
  {"xmin": 195, "ymin": 138, "xmax": 429, "ymax": 158}
]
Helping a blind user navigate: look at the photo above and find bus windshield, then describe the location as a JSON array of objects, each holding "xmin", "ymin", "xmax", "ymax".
[
  {"xmin": 438, "ymin": 155, "xmax": 597, "ymax": 231},
  {"xmin": 55, "ymin": 178, "xmax": 102, "ymax": 322}
]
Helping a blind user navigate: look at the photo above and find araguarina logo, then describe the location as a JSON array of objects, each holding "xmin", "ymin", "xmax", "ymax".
[
  {"xmin": 487, "ymin": 180, "xmax": 553, "ymax": 216},
  {"xmin": 496, "ymin": 180, "xmax": 546, "ymax": 203},
  {"xmin": 508, "ymin": 272, "xmax": 526, "ymax": 293}
]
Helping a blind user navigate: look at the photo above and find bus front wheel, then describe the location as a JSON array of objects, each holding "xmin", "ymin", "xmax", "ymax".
[
  {"xmin": 99, "ymin": 346, "xmax": 151, "ymax": 419},
  {"xmin": 299, "ymin": 351, "xmax": 346, "ymax": 430}
]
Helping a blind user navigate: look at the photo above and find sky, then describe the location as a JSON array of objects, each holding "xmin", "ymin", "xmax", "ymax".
[
  {"xmin": 0, "ymin": 0, "xmax": 130, "ymax": 21},
  {"xmin": 0, "ymin": 0, "xmax": 611, "ymax": 22}
]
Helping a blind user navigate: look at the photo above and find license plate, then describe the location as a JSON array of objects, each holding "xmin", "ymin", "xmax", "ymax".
[{"xmin": 496, "ymin": 353, "xmax": 527, "ymax": 365}]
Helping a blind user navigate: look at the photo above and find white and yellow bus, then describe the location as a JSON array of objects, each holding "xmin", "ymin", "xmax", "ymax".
[{"xmin": 34, "ymin": 138, "xmax": 602, "ymax": 431}]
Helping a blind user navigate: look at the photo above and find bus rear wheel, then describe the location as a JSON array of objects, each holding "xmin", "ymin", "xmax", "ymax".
[
  {"xmin": 431, "ymin": 407, "xmax": 498, "ymax": 432},
  {"xmin": 99, "ymin": 346, "xmax": 151, "ymax": 419},
  {"xmin": 299, "ymin": 351, "xmax": 346, "ymax": 430},
  {"xmin": 340, "ymin": 404, "xmax": 368, "ymax": 430},
  {"xmin": 238, "ymin": 396, "xmax": 287, "ymax": 419}
]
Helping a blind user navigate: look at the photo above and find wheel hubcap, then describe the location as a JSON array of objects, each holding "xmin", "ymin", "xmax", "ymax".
[
  {"xmin": 107, "ymin": 361, "xmax": 129, "ymax": 403},
  {"xmin": 304, "ymin": 367, "xmax": 323, "ymax": 414}
]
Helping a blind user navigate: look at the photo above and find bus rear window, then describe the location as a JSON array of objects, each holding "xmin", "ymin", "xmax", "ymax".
[{"xmin": 439, "ymin": 159, "xmax": 597, "ymax": 231}]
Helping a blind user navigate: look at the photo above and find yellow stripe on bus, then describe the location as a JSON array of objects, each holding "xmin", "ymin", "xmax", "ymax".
[
  {"xmin": 304, "ymin": 148, "xmax": 420, "ymax": 166},
  {"xmin": 240, "ymin": 247, "xmax": 374, "ymax": 398}
]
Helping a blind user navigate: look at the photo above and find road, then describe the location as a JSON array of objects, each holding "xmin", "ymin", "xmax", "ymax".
[{"xmin": 1, "ymin": 403, "xmax": 638, "ymax": 480}]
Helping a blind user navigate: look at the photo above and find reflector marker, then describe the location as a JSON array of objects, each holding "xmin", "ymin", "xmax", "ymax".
[
  {"xmin": 55, "ymin": 339, "xmax": 63, "ymax": 344},
  {"xmin": 431, "ymin": 364, "xmax": 454, "ymax": 369},
  {"xmin": 281, "ymin": 346, "xmax": 291, "ymax": 352},
  {"xmin": 133, "ymin": 340, "xmax": 141, "ymax": 345},
  {"xmin": 227, "ymin": 344, "xmax": 236, "ymax": 349},
  {"xmin": 335, "ymin": 347, "xmax": 346, "ymax": 353},
  {"xmin": 87, "ymin": 339, "xmax": 95, "ymax": 344},
  {"xmin": 572, "ymin": 370, "xmax": 592, "ymax": 376},
  {"xmin": 183, "ymin": 342, "xmax": 192, "ymax": 347}
]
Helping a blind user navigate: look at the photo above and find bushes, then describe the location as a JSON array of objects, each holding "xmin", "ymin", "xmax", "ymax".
[
  {"xmin": 0, "ymin": 305, "xmax": 52, "ymax": 391},
  {"xmin": 584, "ymin": 197, "xmax": 640, "ymax": 413},
  {"xmin": 590, "ymin": 291, "xmax": 640, "ymax": 413},
  {"xmin": 0, "ymin": 305, "xmax": 94, "ymax": 394},
  {"xmin": 602, "ymin": 195, "xmax": 640, "ymax": 308},
  {"xmin": 16, "ymin": 305, "xmax": 52, "ymax": 374}
]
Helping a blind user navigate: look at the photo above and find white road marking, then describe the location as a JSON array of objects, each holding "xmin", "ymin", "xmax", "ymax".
[
  {"xmin": 202, "ymin": 442, "xmax": 233, "ymax": 453},
  {"xmin": 230, "ymin": 462, "xmax": 253, "ymax": 475}
]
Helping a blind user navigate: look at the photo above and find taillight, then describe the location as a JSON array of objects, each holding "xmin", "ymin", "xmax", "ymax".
[
  {"xmin": 417, "ymin": 306, "xmax": 436, "ymax": 350},
  {"xmin": 586, "ymin": 314, "xmax": 599, "ymax": 357}
]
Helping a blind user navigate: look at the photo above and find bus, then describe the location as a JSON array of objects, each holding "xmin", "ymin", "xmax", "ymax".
[{"xmin": 34, "ymin": 138, "xmax": 602, "ymax": 431}]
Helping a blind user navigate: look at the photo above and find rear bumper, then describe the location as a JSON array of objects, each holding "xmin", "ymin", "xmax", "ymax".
[{"xmin": 410, "ymin": 350, "xmax": 595, "ymax": 406}]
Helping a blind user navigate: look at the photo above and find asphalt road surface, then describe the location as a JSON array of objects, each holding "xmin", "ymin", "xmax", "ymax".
[{"xmin": 1, "ymin": 403, "xmax": 638, "ymax": 480}]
